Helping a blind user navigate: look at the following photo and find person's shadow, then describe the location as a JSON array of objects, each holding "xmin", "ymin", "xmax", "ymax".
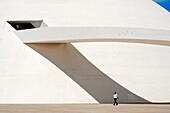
[{"xmin": 27, "ymin": 43, "xmax": 150, "ymax": 103}]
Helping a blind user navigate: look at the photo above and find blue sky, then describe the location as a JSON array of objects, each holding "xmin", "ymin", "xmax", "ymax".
[{"xmin": 153, "ymin": 0, "xmax": 170, "ymax": 12}]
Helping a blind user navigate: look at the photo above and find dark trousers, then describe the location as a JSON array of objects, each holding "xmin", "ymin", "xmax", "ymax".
[{"xmin": 113, "ymin": 98, "xmax": 118, "ymax": 105}]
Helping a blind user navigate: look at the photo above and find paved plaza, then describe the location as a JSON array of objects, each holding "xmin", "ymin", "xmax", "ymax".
[{"xmin": 0, "ymin": 104, "xmax": 170, "ymax": 113}]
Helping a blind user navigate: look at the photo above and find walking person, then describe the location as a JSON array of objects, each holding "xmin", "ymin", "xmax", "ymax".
[{"xmin": 112, "ymin": 92, "xmax": 119, "ymax": 106}]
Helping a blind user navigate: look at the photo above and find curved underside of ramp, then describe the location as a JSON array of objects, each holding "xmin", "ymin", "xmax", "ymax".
[{"xmin": 14, "ymin": 27, "xmax": 170, "ymax": 46}]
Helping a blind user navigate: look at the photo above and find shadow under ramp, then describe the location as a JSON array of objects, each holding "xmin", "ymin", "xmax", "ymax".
[{"xmin": 27, "ymin": 43, "xmax": 150, "ymax": 103}]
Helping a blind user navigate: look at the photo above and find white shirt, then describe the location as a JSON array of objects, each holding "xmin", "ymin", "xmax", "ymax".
[{"xmin": 113, "ymin": 94, "xmax": 118, "ymax": 98}]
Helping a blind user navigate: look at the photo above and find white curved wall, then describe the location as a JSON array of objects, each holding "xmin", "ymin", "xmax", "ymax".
[
  {"xmin": 0, "ymin": 0, "xmax": 170, "ymax": 103},
  {"xmin": 73, "ymin": 42, "xmax": 170, "ymax": 103},
  {"xmin": 0, "ymin": 0, "xmax": 170, "ymax": 29},
  {"xmin": 0, "ymin": 35, "xmax": 97, "ymax": 103}
]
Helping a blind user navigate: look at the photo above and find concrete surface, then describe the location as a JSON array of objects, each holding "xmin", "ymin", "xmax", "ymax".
[
  {"xmin": 14, "ymin": 27, "xmax": 170, "ymax": 45},
  {"xmin": 27, "ymin": 43, "xmax": 149, "ymax": 103},
  {"xmin": 1, "ymin": 0, "xmax": 170, "ymax": 103},
  {"xmin": 0, "ymin": 104, "xmax": 170, "ymax": 113}
]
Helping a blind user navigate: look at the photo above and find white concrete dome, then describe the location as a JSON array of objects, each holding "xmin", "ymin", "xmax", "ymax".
[{"xmin": 0, "ymin": 0, "xmax": 170, "ymax": 103}]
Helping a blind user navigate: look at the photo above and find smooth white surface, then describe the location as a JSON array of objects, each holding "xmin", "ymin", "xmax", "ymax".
[
  {"xmin": 0, "ymin": 0, "xmax": 170, "ymax": 103},
  {"xmin": 14, "ymin": 27, "xmax": 170, "ymax": 44},
  {"xmin": 73, "ymin": 42, "xmax": 170, "ymax": 102}
]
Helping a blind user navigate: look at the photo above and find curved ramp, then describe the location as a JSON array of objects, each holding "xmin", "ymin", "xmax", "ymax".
[{"xmin": 14, "ymin": 27, "xmax": 170, "ymax": 46}]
